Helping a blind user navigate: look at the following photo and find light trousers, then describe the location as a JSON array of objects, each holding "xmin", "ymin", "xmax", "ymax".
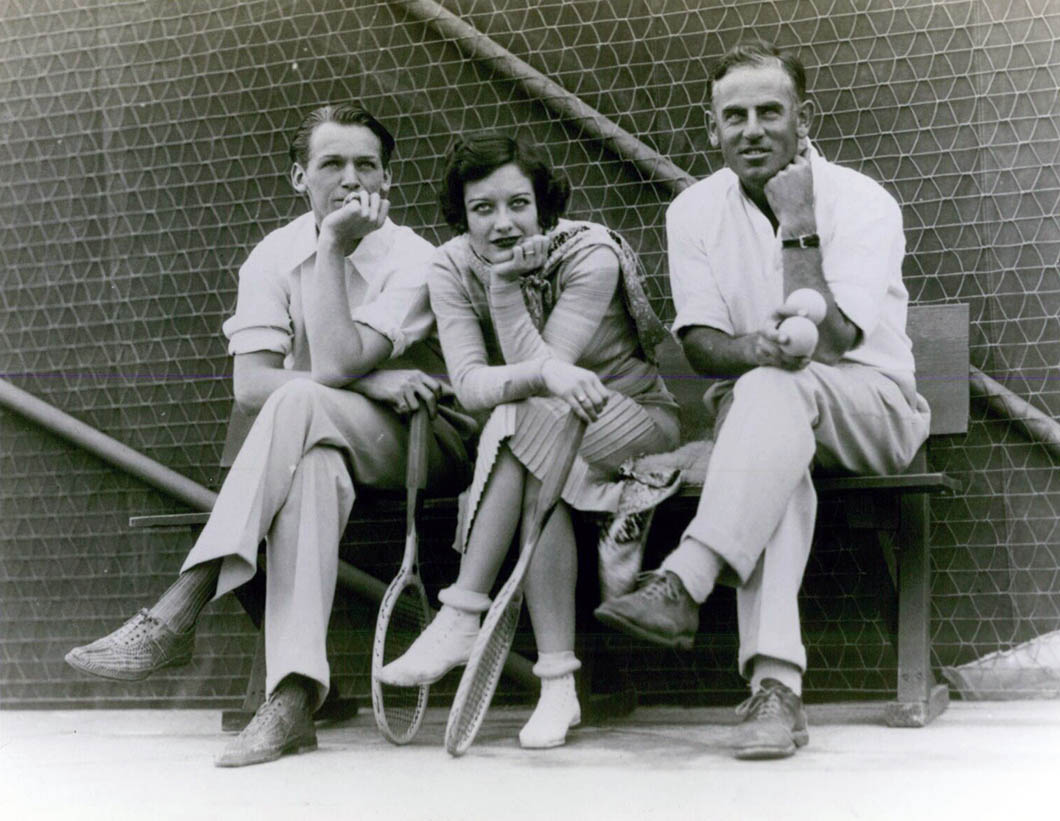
[
  {"xmin": 181, "ymin": 378, "xmax": 469, "ymax": 706},
  {"xmin": 661, "ymin": 363, "xmax": 930, "ymax": 678}
]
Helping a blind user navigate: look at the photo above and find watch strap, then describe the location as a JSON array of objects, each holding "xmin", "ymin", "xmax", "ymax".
[{"xmin": 781, "ymin": 233, "xmax": 820, "ymax": 249}]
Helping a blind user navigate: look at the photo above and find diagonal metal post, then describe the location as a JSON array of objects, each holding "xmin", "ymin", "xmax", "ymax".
[
  {"xmin": 392, "ymin": 0, "xmax": 696, "ymax": 194},
  {"xmin": 969, "ymin": 367, "xmax": 1060, "ymax": 461}
]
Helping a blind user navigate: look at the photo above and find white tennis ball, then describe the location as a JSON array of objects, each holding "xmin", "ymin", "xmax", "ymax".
[
  {"xmin": 784, "ymin": 288, "xmax": 827, "ymax": 324},
  {"xmin": 778, "ymin": 316, "xmax": 819, "ymax": 358}
]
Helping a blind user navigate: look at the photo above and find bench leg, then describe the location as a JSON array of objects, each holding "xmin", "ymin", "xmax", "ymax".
[
  {"xmin": 886, "ymin": 489, "xmax": 949, "ymax": 727},
  {"xmin": 573, "ymin": 517, "xmax": 638, "ymax": 723},
  {"xmin": 576, "ymin": 630, "xmax": 638, "ymax": 723}
]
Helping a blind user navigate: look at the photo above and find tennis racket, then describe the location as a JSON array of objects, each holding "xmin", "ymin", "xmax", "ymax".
[
  {"xmin": 371, "ymin": 406, "xmax": 433, "ymax": 744},
  {"xmin": 444, "ymin": 411, "xmax": 586, "ymax": 756}
]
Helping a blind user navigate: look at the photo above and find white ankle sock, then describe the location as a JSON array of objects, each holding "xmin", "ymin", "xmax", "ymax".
[
  {"xmin": 519, "ymin": 652, "xmax": 581, "ymax": 749},
  {"xmin": 659, "ymin": 536, "xmax": 723, "ymax": 603}
]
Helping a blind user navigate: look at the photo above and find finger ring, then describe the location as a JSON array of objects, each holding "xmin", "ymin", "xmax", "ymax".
[{"xmin": 576, "ymin": 394, "xmax": 588, "ymax": 403}]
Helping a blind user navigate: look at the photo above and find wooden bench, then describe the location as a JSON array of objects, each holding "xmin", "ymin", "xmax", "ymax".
[{"xmin": 132, "ymin": 303, "xmax": 968, "ymax": 729}]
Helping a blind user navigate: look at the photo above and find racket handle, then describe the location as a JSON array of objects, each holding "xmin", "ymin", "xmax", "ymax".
[{"xmin": 406, "ymin": 406, "xmax": 431, "ymax": 491}]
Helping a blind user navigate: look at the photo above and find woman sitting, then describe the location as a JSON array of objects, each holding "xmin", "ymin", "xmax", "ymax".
[{"xmin": 379, "ymin": 133, "xmax": 679, "ymax": 748}]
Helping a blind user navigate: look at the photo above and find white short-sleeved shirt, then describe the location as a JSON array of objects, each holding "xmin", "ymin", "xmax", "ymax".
[
  {"xmin": 222, "ymin": 212, "xmax": 437, "ymax": 371},
  {"xmin": 668, "ymin": 145, "xmax": 916, "ymax": 393}
]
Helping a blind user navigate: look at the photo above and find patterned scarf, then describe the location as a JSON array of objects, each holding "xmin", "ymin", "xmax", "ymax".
[{"xmin": 466, "ymin": 220, "xmax": 669, "ymax": 363}]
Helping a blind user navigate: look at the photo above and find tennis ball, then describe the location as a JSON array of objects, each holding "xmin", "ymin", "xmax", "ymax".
[
  {"xmin": 778, "ymin": 315, "xmax": 819, "ymax": 358},
  {"xmin": 784, "ymin": 288, "xmax": 827, "ymax": 324}
]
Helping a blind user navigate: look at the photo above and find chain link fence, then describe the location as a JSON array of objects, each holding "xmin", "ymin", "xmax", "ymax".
[{"xmin": 2, "ymin": 0, "xmax": 1058, "ymax": 706}]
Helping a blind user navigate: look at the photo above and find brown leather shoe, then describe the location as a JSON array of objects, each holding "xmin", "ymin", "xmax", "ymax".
[
  {"xmin": 733, "ymin": 678, "xmax": 809, "ymax": 760},
  {"xmin": 215, "ymin": 682, "xmax": 317, "ymax": 768},
  {"xmin": 593, "ymin": 570, "xmax": 699, "ymax": 649},
  {"xmin": 65, "ymin": 609, "xmax": 194, "ymax": 681}
]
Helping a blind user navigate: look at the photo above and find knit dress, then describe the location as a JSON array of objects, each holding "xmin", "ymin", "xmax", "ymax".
[{"xmin": 426, "ymin": 219, "xmax": 681, "ymax": 551}]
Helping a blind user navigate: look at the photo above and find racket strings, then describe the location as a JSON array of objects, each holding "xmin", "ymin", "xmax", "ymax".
[
  {"xmin": 377, "ymin": 583, "xmax": 430, "ymax": 741},
  {"xmin": 447, "ymin": 596, "xmax": 522, "ymax": 750}
]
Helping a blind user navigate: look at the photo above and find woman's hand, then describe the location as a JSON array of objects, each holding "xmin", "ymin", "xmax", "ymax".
[
  {"xmin": 540, "ymin": 358, "xmax": 610, "ymax": 423},
  {"xmin": 489, "ymin": 235, "xmax": 550, "ymax": 283}
]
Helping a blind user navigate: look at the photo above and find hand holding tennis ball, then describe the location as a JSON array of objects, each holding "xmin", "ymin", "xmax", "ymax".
[
  {"xmin": 776, "ymin": 289, "xmax": 827, "ymax": 358},
  {"xmin": 777, "ymin": 316, "xmax": 819, "ymax": 357},
  {"xmin": 783, "ymin": 288, "xmax": 827, "ymax": 324}
]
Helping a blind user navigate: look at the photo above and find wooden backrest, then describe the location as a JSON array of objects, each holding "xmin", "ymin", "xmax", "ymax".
[
  {"xmin": 655, "ymin": 302, "xmax": 970, "ymax": 441},
  {"xmin": 907, "ymin": 303, "xmax": 969, "ymax": 435}
]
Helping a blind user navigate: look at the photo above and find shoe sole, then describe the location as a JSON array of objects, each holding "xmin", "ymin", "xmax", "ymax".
[
  {"xmin": 519, "ymin": 718, "xmax": 581, "ymax": 750},
  {"xmin": 215, "ymin": 736, "xmax": 318, "ymax": 768},
  {"xmin": 376, "ymin": 657, "xmax": 470, "ymax": 688},
  {"xmin": 734, "ymin": 729, "xmax": 809, "ymax": 761},
  {"xmin": 594, "ymin": 609, "xmax": 695, "ymax": 650},
  {"xmin": 64, "ymin": 649, "xmax": 193, "ymax": 682}
]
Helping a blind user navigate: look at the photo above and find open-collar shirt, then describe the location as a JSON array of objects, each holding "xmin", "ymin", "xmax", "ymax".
[
  {"xmin": 668, "ymin": 144, "xmax": 916, "ymax": 394},
  {"xmin": 222, "ymin": 211, "xmax": 437, "ymax": 371}
]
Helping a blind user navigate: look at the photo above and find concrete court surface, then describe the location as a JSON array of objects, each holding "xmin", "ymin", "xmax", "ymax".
[{"xmin": 1, "ymin": 701, "xmax": 1058, "ymax": 821}]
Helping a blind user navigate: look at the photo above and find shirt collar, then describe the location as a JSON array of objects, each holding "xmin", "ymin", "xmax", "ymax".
[{"xmin": 277, "ymin": 211, "xmax": 396, "ymax": 274}]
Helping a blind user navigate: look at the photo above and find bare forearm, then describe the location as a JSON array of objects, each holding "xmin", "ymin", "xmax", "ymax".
[
  {"xmin": 768, "ymin": 151, "xmax": 859, "ymax": 363},
  {"xmin": 303, "ymin": 235, "xmax": 372, "ymax": 385},
  {"xmin": 232, "ymin": 358, "xmax": 311, "ymax": 414},
  {"xmin": 779, "ymin": 245, "xmax": 857, "ymax": 363},
  {"xmin": 679, "ymin": 326, "xmax": 758, "ymax": 379}
]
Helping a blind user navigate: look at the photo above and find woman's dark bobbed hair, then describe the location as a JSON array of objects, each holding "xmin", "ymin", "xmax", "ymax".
[{"xmin": 439, "ymin": 132, "xmax": 571, "ymax": 234}]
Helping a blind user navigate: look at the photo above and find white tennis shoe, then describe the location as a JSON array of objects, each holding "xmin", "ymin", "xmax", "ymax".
[
  {"xmin": 377, "ymin": 605, "xmax": 479, "ymax": 686},
  {"xmin": 519, "ymin": 672, "xmax": 581, "ymax": 749}
]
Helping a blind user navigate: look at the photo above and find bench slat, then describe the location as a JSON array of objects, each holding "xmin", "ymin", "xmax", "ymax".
[
  {"xmin": 130, "ymin": 512, "xmax": 210, "ymax": 528},
  {"xmin": 676, "ymin": 472, "xmax": 959, "ymax": 498},
  {"xmin": 129, "ymin": 470, "xmax": 958, "ymax": 530}
]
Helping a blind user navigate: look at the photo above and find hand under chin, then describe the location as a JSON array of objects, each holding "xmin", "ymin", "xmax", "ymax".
[{"xmin": 471, "ymin": 243, "xmax": 514, "ymax": 265}]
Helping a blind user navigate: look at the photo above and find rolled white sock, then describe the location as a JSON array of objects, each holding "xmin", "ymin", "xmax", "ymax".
[
  {"xmin": 519, "ymin": 652, "xmax": 581, "ymax": 749},
  {"xmin": 751, "ymin": 656, "xmax": 803, "ymax": 697},
  {"xmin": 376, "ymin": 604, "xmax": 480, "ymax": 687}
]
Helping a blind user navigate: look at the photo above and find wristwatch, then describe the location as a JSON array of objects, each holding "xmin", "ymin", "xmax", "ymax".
[{"xmin": 781, "ymin": 233, "xmax": 820, "ymax": 249}]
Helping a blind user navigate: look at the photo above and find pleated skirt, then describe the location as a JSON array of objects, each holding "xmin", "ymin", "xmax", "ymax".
[{"xmin": 455, "ymin": 393, "xmax": 679, "ymax": 551}]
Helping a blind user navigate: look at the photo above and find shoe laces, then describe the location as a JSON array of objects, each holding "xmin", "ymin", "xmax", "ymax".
[
  {"xmin": 242, "ymin": 697, "xmax": 284, "ymax": 736},
  {"xmin": 632, "ymin": 571, "xmax": 686, "ymax": 604},
  {"xmin": 245, "ymin": 687, "xmax": 305, "ymax": 733},
  {"xmin": 111, "ymin": 609, "xmax": 160, "ymax": 645},
  {"xmin": 735, "ymin": 683, "xmax": 788, "ymax": 721}
]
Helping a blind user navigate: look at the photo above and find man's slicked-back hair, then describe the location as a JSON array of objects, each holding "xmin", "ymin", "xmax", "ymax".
[
  {"xmin": 438, "ymin": 132, "xmax": 571, "ymax": 234},
  {"xmin": 288, "ymin": 103, "xmax": 396, "ymax": 168},
  {"xmin": 708, "ymin": 38, "xmax": 807, "ymax": 102}
]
